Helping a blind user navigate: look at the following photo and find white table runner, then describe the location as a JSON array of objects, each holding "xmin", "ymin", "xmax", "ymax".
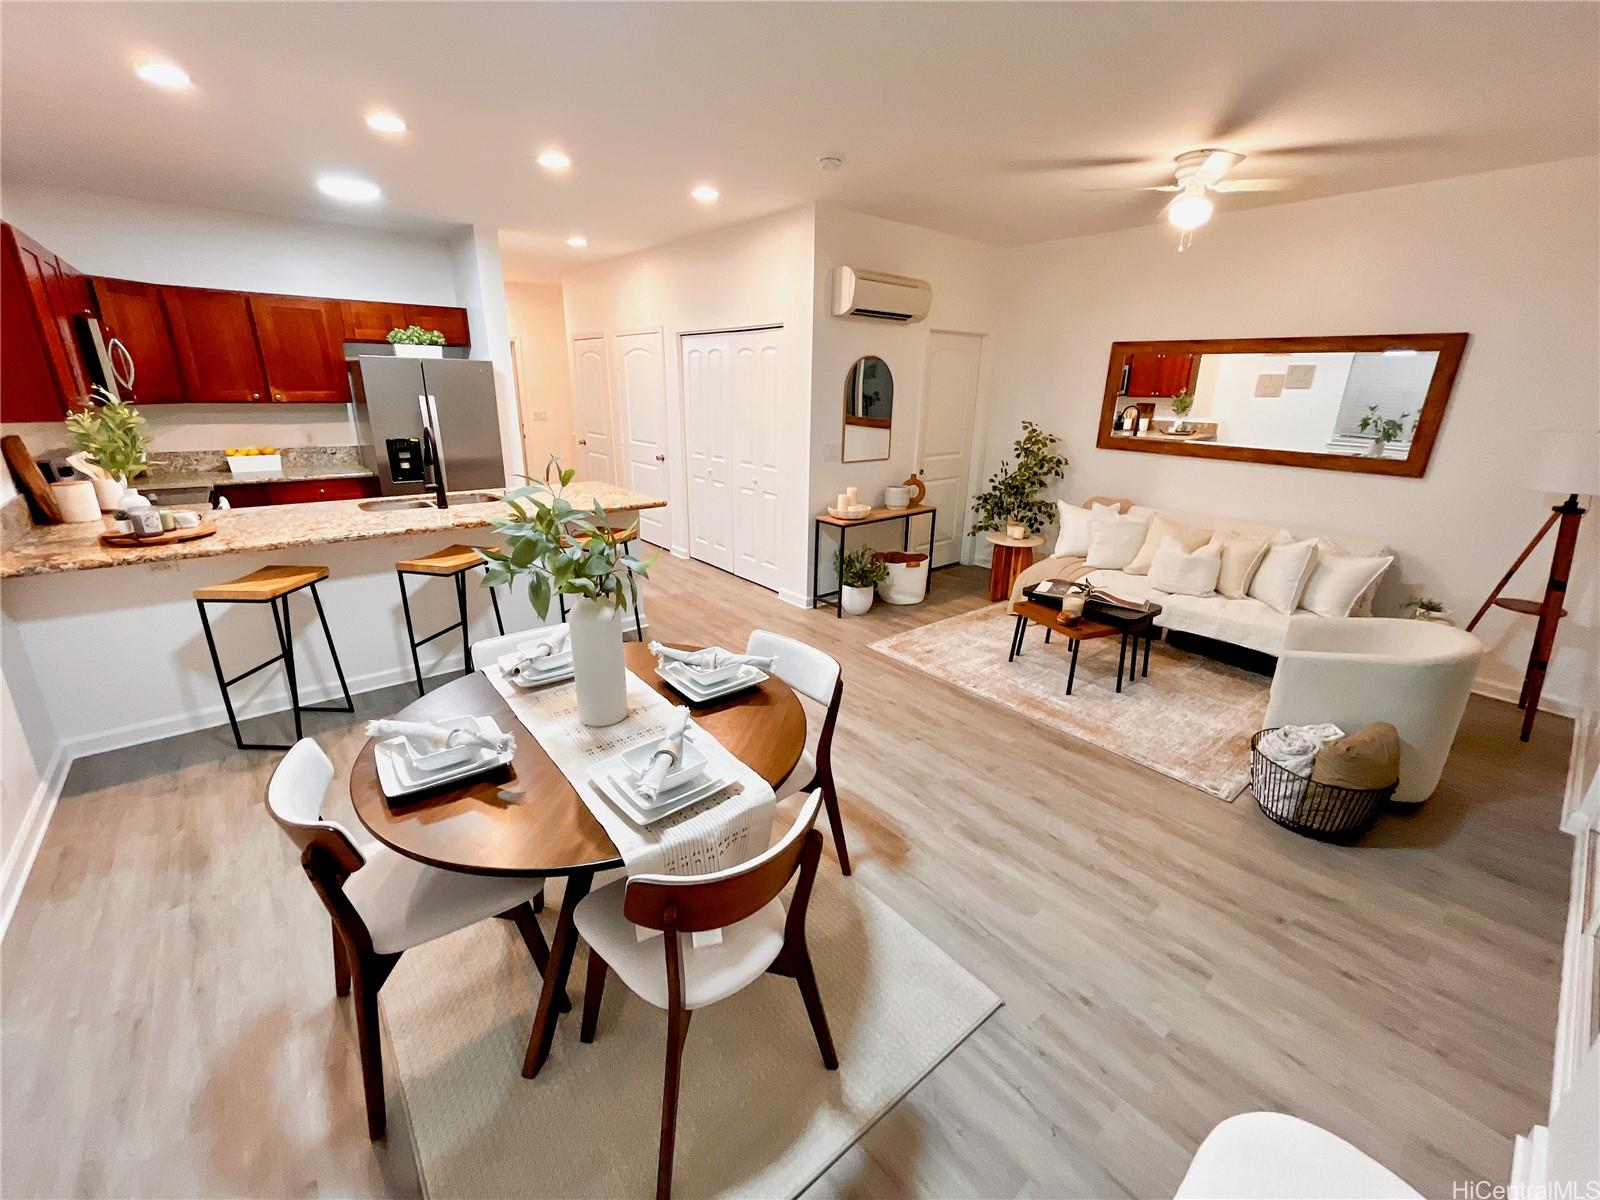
[{"xmin": 483, "ymin": 665, "xmax": 777, "ymax": 882}]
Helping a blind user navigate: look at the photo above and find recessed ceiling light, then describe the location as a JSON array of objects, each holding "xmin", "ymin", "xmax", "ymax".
[
  {"xmin": 537, "ymin": 149, "xmax": 572, "ymax": 172},
  {"xmin": 366, "ymin": 111, "xmax": 407, "ymax": 135},
  {"xmin": 691, "ymin": 184, "xmax": 720, "ymax": 203},
  {"xmin": 316, "ymin": 174, "xmax": 382, "ymax": 204},
  {"xmin": 566, "ymin": 235, "xmax": 588, "ymax": 249},
  {"xmin": 134, "ymin": 59, "xmax": 192, "ymax": 90}
]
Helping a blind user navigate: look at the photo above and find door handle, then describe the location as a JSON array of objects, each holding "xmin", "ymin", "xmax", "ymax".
[
  {"xmin": 655, "ymin": 453, "xmax": 666, "ymax": 462},
  {"xmin": 108, "ymin": 337, "xmax": 135, "ymax": 389},
  {"xmin": 577, "ymin": 438, "xmax": 587, "ymax": 446}
]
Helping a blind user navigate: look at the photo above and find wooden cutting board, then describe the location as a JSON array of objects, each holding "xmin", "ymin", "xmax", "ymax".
[
  {"xmin": 100, "ymin": 519, "xmax": 217, "ymax": 548},
  {"xmin": 1, "ymin": 434, "xmax": 62, "ymax": 525}
]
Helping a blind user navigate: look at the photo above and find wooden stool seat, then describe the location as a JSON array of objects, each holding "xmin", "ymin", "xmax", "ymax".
[
  {"xmin": 194, "ymin": 564, "xmax": 330, "ymax": 602},
  {"xmin": 395, "ymin": 545, "xmax": 487, "ymax": 577}
]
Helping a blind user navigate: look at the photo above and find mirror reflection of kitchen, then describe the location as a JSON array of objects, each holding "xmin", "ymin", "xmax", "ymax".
[
  {"xmin": 1112, "ymin": 349, "xmax": 1441, "ymax": 459},
  {"xmin": 842, "ymin": 355, "xmax": 894, "ymax": 462}
]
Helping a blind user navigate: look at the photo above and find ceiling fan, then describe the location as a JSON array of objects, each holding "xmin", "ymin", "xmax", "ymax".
[{"xmin": 1141, "ymin": 149, "xmax": 1295, "ymax": 250}]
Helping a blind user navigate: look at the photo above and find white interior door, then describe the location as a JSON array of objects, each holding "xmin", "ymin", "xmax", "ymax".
[
  {"xmin": 920, "ymin": 331, "xmax": 983, "ymax": 566},
  {"xmin": 680, "ymin": 334, "xmax": 733, "ymax": 572},
  {"xmin": 725, "ymin": 328, "xmax": 783, "ymax": 591},
  {"xmin": 614, "ymin": 330, "xmax": 672, "ymax": 548},
  {"xmin": 570, "ymin": 335, "xmax": 616, "ymax": 482}
]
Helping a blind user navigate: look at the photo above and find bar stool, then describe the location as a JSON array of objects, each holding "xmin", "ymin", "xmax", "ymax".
[
  {"xmin": 395, "ymin": 544, "xmax": 505, "ymax": 694},
  {"xmin": 195, "ymin": 565, "xmax": 354, "ymax": 751}
]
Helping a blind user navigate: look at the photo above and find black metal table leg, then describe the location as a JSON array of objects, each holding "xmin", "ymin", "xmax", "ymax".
[
  {"xmin": 1044, "ymin": 626, "xmax": 1052, "ymax": 645},
  {"xmin": 836, "ymin": 525, "xmax": 844, "ymax": 619},
  {"xmin": 1066, "ymin": 637, "xmax": 1080, "ymax": 695},
  {"xmin": 1143, "ymin": 627, "xmax": 1153, "ymax": 677},
  {"xmin": 1116, "ymin": 632, "xmax": 1127, "ymax": 693},
  {"xmin": 1008, "ymin": 615, "xmax": 1025, "ymax": 661}
]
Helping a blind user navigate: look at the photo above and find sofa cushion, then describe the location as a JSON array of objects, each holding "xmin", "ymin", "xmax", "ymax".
[
  {"xmin": 1300, "ymin": 552, "xmax": 1396, "ymax": 619},
  {"xmin": 1149, "ymin": 536, "xmax": 1222, "ymax": 596},
  {"xmin": 1208, "ymin": 531, "xmax": 1272, "ymax": 599},
  {"xmin": 1248, "ymin": 539, "xmax": 1319, "ymax": 615},
  {"xmin": 1054, "ymin": 499, "xmax": 1112, "ymax": 558},
  {"xmin": 1125, "ymin": 515, "xmax": 1213, "ymax": 576},
  {"xmin": 1085, "ymin": 507, "xmax": 1151, "ymax": 569}
]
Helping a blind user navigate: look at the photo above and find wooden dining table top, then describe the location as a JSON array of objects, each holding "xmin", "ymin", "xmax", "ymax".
[{"xmin": 349, "ymin": 641, "xmax": 806, "ymax": 877}]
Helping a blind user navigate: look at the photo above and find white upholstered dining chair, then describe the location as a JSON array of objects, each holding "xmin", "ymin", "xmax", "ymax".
[
  {"xmin": 265, "ymin": 738, "xmax": 548, "ymax": 1139},
  {"xmin": 746, "ymin": 629, "xmax": 851, "ymax": 874},
  {"xmin": 573, "ymin": 789, "xmax": 838, "ymax": 1200}
]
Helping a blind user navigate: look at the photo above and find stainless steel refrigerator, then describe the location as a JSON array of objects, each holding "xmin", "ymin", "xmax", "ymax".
[{"xmin": 349, "ymin": 356, "xmax": 505, "ymax": 497}]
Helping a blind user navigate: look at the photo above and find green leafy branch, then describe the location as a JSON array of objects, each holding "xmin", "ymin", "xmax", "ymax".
[{"xmin": 968, "ymin": 420, "xmax": 1067, "ymax": 536}]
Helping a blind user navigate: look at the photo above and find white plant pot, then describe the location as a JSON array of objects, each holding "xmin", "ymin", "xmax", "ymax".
[
  {"xmin": 567, "ymin": 597, "xmax": 628, "ymax": 726},
  {"xmin": 1365, "ymin": 439, "xmax": 1388, "ymax": 458},
  {"xmin": 1006, "ymin": 522, "xmax": 1027, "ymax": 540},
  {"xmin": 841, "ymin": 584, "xmax": 875, "ymax": 616},
  {"xmin": 90, "ymin": 473, "xmax": 127, "ymax": 512},
  {"xmin": 393, "ymin": 344, "xmax": 444, "ymax": 359}
]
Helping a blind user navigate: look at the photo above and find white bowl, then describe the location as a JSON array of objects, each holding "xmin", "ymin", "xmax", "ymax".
[
  {"xmin": 404, "ymin": 716, "xmax": 488, "ymax": 772},
  {"xmin": 620, "ymin": 738, "xmax": 708, "ymax": 790}
]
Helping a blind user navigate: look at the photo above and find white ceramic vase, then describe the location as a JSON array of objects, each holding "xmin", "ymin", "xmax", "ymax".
[
  {"xmin": 841, "ymin": 584, "xmax": 874, "ymax": 616},
  {"xmin": 1006, "ymin": 522, "xmax": 1027, "ymax": 540},
  {"xmin": 91, "ymin": 473, "xmax": 126, "ymax": 512},
  {"xmin": 1365, "ymin": 439, "xmax": 1388, "ymax": 458},
  {"xmin": 567, "ymin": 596, "xmax": 627, "ymax": 726},
  {"xmin": 393, "ymin": 343, "xmax": 444, "ymax": 359}
]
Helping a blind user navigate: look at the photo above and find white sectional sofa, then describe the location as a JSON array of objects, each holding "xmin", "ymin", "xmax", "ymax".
[{"xmin": 1009, "ymin": 497, "xmax": 1396, "ymax": 657}]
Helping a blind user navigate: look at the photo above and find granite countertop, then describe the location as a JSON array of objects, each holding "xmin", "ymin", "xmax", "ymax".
[
  {"xmin": 0, "ymin": 483, "xmax": 666, "ymax": 578},
  {"xmin": 140, "ymin": 464, "xmax": 379, "ymax": 491}
]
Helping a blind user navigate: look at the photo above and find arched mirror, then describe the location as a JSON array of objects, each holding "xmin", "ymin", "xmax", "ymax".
[{"xmin": 842, "ymin": 355, "xmax": 893, "ymax": 463}]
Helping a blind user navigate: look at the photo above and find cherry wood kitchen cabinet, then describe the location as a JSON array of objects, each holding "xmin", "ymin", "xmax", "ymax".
[
  {"xmin": 340, "ymin": 299, "xmax": 408, "ymax": 343},
  {"xmin": 91, "ymin": 278, "xmax": 184, "ymax": 404},
  {"xmin": 164, "ymin": 286, "xmax": 269, "ymax": 403},
  {"xmin": 248, "ymin": 294, "xmax": 349, "ymax": 403},
  {"xmin": 403, "ymin": 304, "xmax": 470, "ymax": 346},
  {"xmin": 1, "ymin": 223, "xmax": 93, "ymax": 422},
  {"xmin": 1124, "ymin": 351, "xmax": 1198, "ymax": 399},
  {"xmin": 214, "ymin": 477, "xmax": 378, "ymax": 508}
]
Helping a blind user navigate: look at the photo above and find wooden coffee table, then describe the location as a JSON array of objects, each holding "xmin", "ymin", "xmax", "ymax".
[{"xmin": 1009, "ymin": 596, "xmax": 1158, "ymax": 695}]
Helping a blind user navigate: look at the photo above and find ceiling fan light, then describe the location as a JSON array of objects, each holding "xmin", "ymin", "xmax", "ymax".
[{"xmin": 1168, "ymin": 192, "xmax": 1214, "ymax": 231}]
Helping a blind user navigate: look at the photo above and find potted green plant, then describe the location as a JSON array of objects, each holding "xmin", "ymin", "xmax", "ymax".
[
  {"xmin": 969, "ymin": 420, "xmax": 1068, "ymax": 540},
  {"xmin": 478, "ymin": 456, "xmax": 654, "ymax": 725},
  {"xmin": 387, "ymin": 325, "xmax": 448, "ymax": 359},
  {"xmin": 64, "ymin": 388, "xmax": 151, "ymax": 510},
  {"xmin": 1358, "ymin": 405, "xmax": 1411, "ymax": 458},
  {"xmin": 835, "ymin": 546, "xmax": 887, "ymax": 616},
  {"xmin": 1407, "ymin": 596, "xmax": 1453, "ymax": 623},
  {"xmin": 1169, "ymin": 387, "xmax": 1195, "ymax": 432}
]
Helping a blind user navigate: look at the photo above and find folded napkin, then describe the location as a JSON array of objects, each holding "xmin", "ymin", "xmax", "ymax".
[
  {"xmin": 510, "ymin": 627, "xmax": 571, "ymax": 668},
  {"xmin": 636, "ymin": 706, "xmax": 690, "ymax": 802},
  {"xmin": 648, "ymin": 642, "xmax": 775, "ymax": 672},
  {"xmin": 364, "ymin": 718, "xmax": 516, "ymax": 755},
  {"xmin": 1258, "ymin": 723, "xmax": 1344, "ymax": 776}
]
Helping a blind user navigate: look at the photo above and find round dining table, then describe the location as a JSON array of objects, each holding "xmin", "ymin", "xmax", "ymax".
[{"xmin": 349, "ymin": 640, "xmax": 806, "ymax": 1078}]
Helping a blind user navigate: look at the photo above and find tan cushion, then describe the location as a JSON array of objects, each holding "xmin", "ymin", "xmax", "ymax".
[
  {"xmin": 1007, "ymin": 555, "xmax": 1090, "ymax": 613},
  {"xmin": 1209, "ymin": 532, "xmax": 1272, "ymax": 599},
  {"xmin": 1125, "ymin": 515, "xmax": 1211, "ymax": 576},
  {"xmin": 1311, "ymin": 723, "xmax": 1401, "ymax": 791}
]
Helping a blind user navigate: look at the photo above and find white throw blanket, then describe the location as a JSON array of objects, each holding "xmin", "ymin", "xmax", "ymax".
[
  {"xmin": 1258, "ymin": 723, "xmax": 1345, "ymax": 776},
  {"xmin": 649, "ymin": 642, "xmax": 775, "ymax": 672},
  {"xmin": 364, "ymin": 718, "xmax": 516, "ymax": 754}
]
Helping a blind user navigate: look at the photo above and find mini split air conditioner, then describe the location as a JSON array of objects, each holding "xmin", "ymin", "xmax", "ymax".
[{"xmin": 832, "ymin": 267, "xmax": 932, "ymax": 324}]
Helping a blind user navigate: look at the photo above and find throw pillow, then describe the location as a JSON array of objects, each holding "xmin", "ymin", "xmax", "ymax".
[
  {"xmin": 1311, "ymin": 722, "xmax": 1401, "ymax": 790},
  {"xmin": 1053, "ymin": 500, "xmax": 1114, "ymax": 558},
  {"xmin": 1148, "ymin": 535, "xmax": 1222, "ymax": 596},
  {"xmin": 1085, "ymin": 507, "xmax": 1152, "ymax": 569},
  {"xmin": 1125, "ymin": 514, "xmax": 1212, "ymax": 576},
  {"xmin": 1209, "ymin": 531, "xmax": 1272, "ymax": 599},
  {"xmin": 1247, "ymin": 538, "xmax": 1318, "ymax": 614},
  {"xmin": 1299, "ymin": 551, "xmax": 1395, "ymax": 618}
]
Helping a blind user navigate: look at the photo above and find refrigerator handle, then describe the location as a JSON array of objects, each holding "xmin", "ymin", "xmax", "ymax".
[{"xmin": 426, "ymin": 393, "xmax": 450, "ymax": 495}]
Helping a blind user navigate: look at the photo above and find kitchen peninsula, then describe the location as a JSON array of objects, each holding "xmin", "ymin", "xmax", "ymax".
[{"xmin": 1, "ymin": 482, "xmax": 666, "ymax": 790}]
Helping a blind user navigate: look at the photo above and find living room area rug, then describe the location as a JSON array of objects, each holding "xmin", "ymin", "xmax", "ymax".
[
  {"xmin": 871, "ymin": 604, "xmax": 1270, "ymax": 799},
  {"xmin": 382, "ymin": 871, "xmax": 1000, "ymax": 1199}
]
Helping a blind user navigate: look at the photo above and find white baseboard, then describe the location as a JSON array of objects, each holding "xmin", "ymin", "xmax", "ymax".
[
  {"xmin": 1470, "ymin": 677, "xmax": 1581, "ymax": 719},
  {"xmin": 778, "ymin": 587, "xmax": 809, "ymax": 609},
  {"xmin": 0, "ymin": 742, "xmax": 71, "ymax": 940}
]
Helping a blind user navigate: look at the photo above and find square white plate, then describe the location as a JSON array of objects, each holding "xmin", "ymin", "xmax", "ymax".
[
  {"xmin": 656, "ymin": 660, "xmax": 767, "ymax": 703},
  {"xmin": 594, "ymin": 767, "xmax": 731, "ymax": 826},
  {"xmin": 375, "ymin": 716, "xmax": 515, "ymax": 799}
]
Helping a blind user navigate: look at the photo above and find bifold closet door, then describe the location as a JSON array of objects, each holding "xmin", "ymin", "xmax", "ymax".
[{"xmin": 680, "ymin": 327, "xmax": 783, "ymax": 588}]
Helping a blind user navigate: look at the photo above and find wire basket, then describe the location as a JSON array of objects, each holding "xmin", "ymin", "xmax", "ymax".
[{"xmin": 1249, "ymin": 729, "xmax": 1396, "ymax": 840}]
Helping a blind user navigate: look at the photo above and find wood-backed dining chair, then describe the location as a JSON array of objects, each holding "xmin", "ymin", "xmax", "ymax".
[
  {"xmin": 265, "ymin": 738, "xmax": 550, "ymax": 1139},
  {"xmin": 746, "ymin": 629, "xmax": 851, "ymax": 874},
  {"xmin": 573, "ymin": 789, "xmax": 837, "ymax": 1200}
]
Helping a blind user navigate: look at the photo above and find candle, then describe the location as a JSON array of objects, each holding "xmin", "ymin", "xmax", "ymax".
[{"xmin": 836, "ymin": 493, "xmax": 850, "ymax": 510}]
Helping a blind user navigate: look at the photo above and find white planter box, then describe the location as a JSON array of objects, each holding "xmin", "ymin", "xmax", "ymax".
[
  {"xmin": 226, "ymin": 454, "xmax": 284, "ymax": 475},
  {"xmin": 393, "ymin": 344, "xmax": 445, "ymax": 359}
]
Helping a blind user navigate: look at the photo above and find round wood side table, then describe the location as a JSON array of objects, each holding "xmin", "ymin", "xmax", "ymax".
[{"xmin": 984, "ymin": 531, "xmax": 1045, "ymax": 602}]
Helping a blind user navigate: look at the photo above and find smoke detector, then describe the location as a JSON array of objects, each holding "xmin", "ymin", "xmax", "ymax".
[{"xmin": 817, "ymin": 155, "xmax": 844, "ymax": 171}]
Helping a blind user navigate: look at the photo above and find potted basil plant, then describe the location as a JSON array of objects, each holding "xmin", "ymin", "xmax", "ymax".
[
  {"xmin": 64, "ymin": 388, "xmax": 151, "ymax": 510},
  {"xmin": 479, "ymin": 457, "xmax": 654, "ymax": 726},
  {"xmin": 387, "ymin": 325, "xmax": 447, "ymax": 359}
]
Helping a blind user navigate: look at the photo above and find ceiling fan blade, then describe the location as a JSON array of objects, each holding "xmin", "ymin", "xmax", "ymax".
[
  {"xmin": 1192, "ymin": 149, "xmax": 1245, "ymax": 184},
  {"xmin": 1213, "ymin": 177, "xmax": 1297, "ymax": 193},
  {"xmin": 1142, "ymin": 185, "xmax": 1182, "ymax": 192}
]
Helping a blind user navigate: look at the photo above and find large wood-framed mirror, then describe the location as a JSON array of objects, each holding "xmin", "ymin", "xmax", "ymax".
[{"xmin": 1096, "ymin": 333, "xmax": 1468, "ymax": 477}]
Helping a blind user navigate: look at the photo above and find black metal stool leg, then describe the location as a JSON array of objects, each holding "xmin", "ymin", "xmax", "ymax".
[
  {"xmin": 197, "ymin": 599, "xmax": 248, "ymax": 751},
  {"xmin": 275, "ymin": 594, "xmax": 304, "ymax": 742},
  {"xmin": 301, "ymin": 582, "xmax": 355, "ymax": 713},
  {"xmin": 485, "ymin": 572, "xmax": 506, "ymax": 636},
  {"xmin": 455, "ymin": 571, "xmax": 474, "ymax": 674},
  {"xmin": 397, "ymin": 570, "xmax": 426, "ymax": 695}
]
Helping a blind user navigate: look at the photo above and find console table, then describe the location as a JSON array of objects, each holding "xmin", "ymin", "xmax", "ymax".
[{"xmin": 812, "ymin": 503, "xmax": 937, "ymax": 618}]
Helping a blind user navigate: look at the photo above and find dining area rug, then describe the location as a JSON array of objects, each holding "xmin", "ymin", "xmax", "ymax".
[
  {"xmin": 381, "ymin": 872, "xmax": 1000, "ymax": 1198},
  {"xmin": 871, "ymin": 604, "xmax": 1270, "ymax": 800}
]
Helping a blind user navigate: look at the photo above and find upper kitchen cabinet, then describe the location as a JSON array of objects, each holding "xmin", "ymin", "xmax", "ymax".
[
  {"xmin": 249, "ymin": 294, "xmax": 349, "ymax": 403},
  {"xmin": 164, "ymin": 286, "xmax": 269, "ymax": 403},
  {"xmin": 404, "ymin": 304, "xmax": 470, "ymax": 346},
  {"xmin": 1, "ymin": 222, "xmax": 93, "ymax": 422},
  {"xmin": 339, "ymin": 299, "xmax": 408, "ymax": 343},
  {"xmin": 92, "ymin": 278, "xmax": 183, "ymax": 404}
]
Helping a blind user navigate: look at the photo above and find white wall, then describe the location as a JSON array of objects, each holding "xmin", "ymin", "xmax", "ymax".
[
  {"xmin": 505, "ymin": 281, "xmax": 574, "ymax": 470},
  {"xmin": 449, "ymin": 225, "xmax": 523, "ymax": 484},
  {"xmin": 983, "ymin": 157, "xmax": 1600, "ymax": 712},
  {"xmin": 810, "ymin": 205, "xmax": 1005, "ymax": 586},
  {"xmin": 561, "ymin": 205, "xmax": 817, "ymax": 601}
]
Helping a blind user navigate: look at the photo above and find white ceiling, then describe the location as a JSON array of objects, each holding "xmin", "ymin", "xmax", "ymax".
[{"xmin": 3, "ymin": 2, "xmax": 1596, "ymax": 283}]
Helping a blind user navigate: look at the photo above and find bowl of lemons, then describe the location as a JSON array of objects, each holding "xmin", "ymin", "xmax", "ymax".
[{"xmin": 224, "ymin": 446, "xmax": 283, "ymax": 475}]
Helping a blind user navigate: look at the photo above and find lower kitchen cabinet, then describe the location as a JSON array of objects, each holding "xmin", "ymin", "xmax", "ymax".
[{"xmin": 213, "ymin": 477, "xmax": 378, "ymax": 508}]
